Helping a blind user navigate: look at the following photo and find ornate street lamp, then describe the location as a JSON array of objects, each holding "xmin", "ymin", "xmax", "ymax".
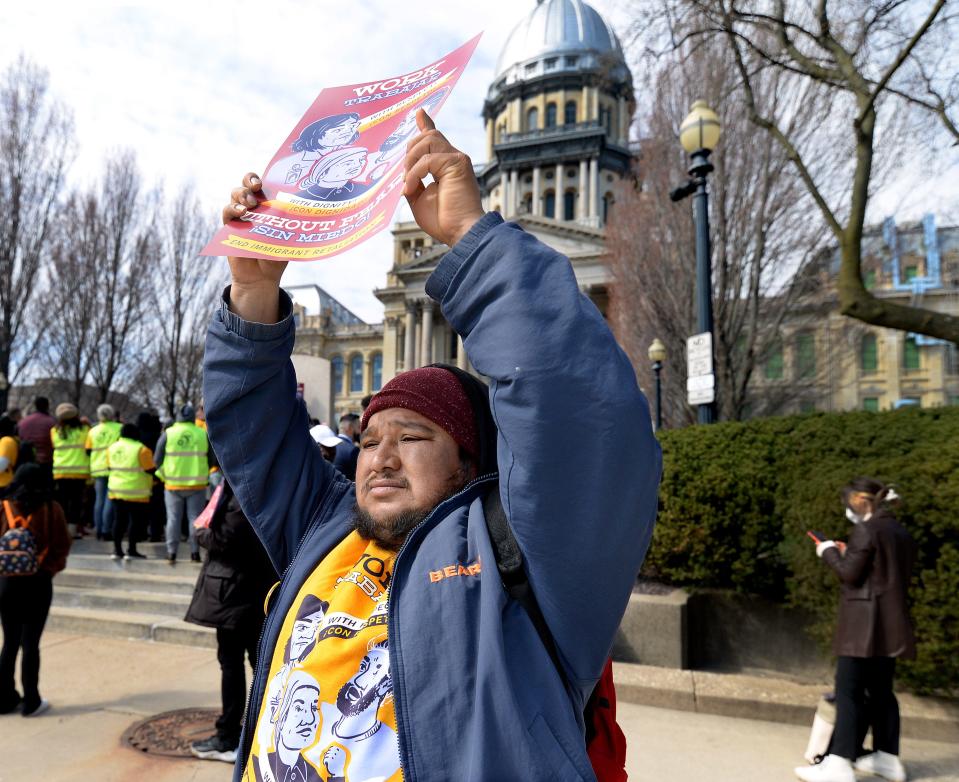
[
  {"xmin": 671, "ymin": 100, "xmax": 722, "ymax": 424},
  {"xmin": 648, "ymin": 338, "xmax": 666, "ymax": 431}
]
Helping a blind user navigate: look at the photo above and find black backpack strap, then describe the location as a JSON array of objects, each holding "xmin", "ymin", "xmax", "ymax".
[{"xmin": 482, "ymin": 485, "xmax": 565, "ymax": 680}]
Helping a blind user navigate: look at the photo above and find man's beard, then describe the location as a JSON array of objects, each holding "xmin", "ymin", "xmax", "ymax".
[
  {"xmin": 336, "ymin": 679, "xmax": 387, "ymax": 719},
  {"xmin": 351, "ymin": 504, "xmax": 431, "ymax": 551}
]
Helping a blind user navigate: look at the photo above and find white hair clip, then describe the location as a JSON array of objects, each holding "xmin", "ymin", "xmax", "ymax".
[{"xmin": 886, "ymin": 488, "xmax": 900, "ymax": 501}]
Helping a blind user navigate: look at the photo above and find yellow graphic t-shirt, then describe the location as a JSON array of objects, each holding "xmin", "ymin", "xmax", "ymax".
[{"xmin": 246, "ymin": 532, "xmax": 402, "ymax": 782}]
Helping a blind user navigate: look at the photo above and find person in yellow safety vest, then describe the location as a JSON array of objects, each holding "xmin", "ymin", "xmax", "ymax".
[
  {"xmin": 154, "ymin": 404, "xmax": 213, "ymax": 564},
  {"xmin": 0, "ymin": 415, "xmax": 19, "ymax": 489},
  {"xmin": 106, "ymin": 423, "xmax": 155, "ymax": 560},
  {"xmin": 50, "ymin": 403, "xmax": 91, "ymax": 539},
  {"xmin": 85, "ymin": 404, "xmax": 122, "ymax": 542}
]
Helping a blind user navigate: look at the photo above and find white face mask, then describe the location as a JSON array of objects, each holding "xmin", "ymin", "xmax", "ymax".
[{"xmin": 845, "ymin": 507, "xmax": 863, "ymax": 524}]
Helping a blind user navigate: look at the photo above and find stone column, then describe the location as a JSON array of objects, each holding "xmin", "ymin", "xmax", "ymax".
[
  {"xmin": 578, "ymin": 159, "xmax": 589, "ymax": 220},
  {"xmin": 501, "ymin": 171, "xmax": 509, "ymax": 217},
  {"xmin": 532, "ymin": 166, "xmax": 541, "ymax": 216},
  {"xmin": 589, "ymin": 158, "xmax": 599, "ymax": 218},
  {"xmin": 404, "ymin": 302, "xmax": 416, "ymax": 372},
  {"xmin": 554, "ymin": 163, "xmax": 563, "ymax": 219},
  {"xmin": 510, "ymin": 169, "xmax": 519, "ymax": 216},
  {"xmin": 421, "ymin": 300, "xmax": 434, "ymax": 366},
  {"xmin": 456, "ymin": 334, "xmax": 467, "ymax": 370},
  {"xmin": 363, "ymin": 354, "xmax": 372, "ymax": 394}
]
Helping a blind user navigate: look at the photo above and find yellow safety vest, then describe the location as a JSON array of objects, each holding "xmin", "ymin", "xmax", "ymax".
[
  {"xmin": 88, "ymin": 421, "xmax": 122, "ymax": 478},
  {"xmin": 157, "ymin": 422, "xmax": 209, "ymax": 490},
  {"xmin": 52, "ymin": 424, "xmax": 91, "ymax": 480},
  {"xmin": 107, "ymin": 438, "xmax": 152, "ymax": 502}
]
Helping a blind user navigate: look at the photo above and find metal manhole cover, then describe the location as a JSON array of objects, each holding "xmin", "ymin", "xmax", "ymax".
[{"xmin": 122, "ymin": 708, "xmax": 219, "ymax": 758}]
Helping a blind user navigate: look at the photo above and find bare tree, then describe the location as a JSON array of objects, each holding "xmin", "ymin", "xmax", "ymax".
[
  {"xmin": 607, "ymin": 39, "xmax": 828, "ymax": 423},
  {"xmin": 0, "ymin": 56, "xmax": 74, "ymax": 408},
  {"xmin": 38, "ymin": 192, "xmax": 102, "ymax": 404},
  {"xmin": 148, "ymin": 192, "xmax": 219, "ymax": 417},
  {"xmin": 88, "ymin": 150, "xmax": 154, "ymax": 403},
  {"xmin": 644, "ymin": 0, "xmax": 959, "ymax": 343}
]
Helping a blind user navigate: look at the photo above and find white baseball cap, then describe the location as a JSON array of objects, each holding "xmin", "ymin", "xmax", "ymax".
[{"xmin": 310, "ymin": 424, "xmax": 342, "ymax": 448}]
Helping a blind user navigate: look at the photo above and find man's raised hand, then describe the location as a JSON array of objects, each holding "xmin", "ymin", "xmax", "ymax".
[
  {"xmin": 403, "ymin": 110, "xmax": 485, "ymax": 248},
  {"xmin": 222, "ymin": 172, "xmax": 287, "ymax": 324}
]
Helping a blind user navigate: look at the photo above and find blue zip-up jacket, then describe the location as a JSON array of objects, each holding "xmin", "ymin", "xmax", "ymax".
[{"xmin": 203, "ymin": 213, "xmax": 661, "ymax": 782}]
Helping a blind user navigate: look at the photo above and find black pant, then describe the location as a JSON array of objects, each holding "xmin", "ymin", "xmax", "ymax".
[
  {"xmin": 831, "ymin": 655, "xmax": 900, "ymax": 759},
  {"xmin": 112, "ymin": 500, "xmax": 147, "ymax": 556},
  {"xmin": 55, "ymin": 478, "xmax": 87, "ymax": 531},
  {"xmin": 0, "ymin": 572, "xmax": 53, "ymax": 713},
  {"xmin": 216, "ymin": 621, "xmax": 263, "ymax": 744}
]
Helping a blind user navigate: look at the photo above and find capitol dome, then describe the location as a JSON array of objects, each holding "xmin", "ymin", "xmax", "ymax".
[{"xmin": 493, "ymin": 0, "xmax": 628, "ymax": 87}]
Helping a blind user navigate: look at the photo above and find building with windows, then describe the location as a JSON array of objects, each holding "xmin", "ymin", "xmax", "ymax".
[
  {"xmin": 293, "ymin": 0, "xmax": 634, "ymax": 417},
  {"xmin": 750, "ymin": 215, "xmax": 959, "ymax": 414}
]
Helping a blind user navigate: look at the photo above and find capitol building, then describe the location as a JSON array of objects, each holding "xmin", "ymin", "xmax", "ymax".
[{"xmin": 291, "ymin": 0, "xmax": 634, "ymax": 420}]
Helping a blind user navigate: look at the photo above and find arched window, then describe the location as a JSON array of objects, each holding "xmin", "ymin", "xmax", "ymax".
[
  {"xmin": 544, "ymin": 190, "xmax": 556, "ymax": 218},
  {"xmin": 545, "ymin": 102, "xmax": 557, "ymax": 128},
  {"xmin": 563, "ymin": 190, "xmax": 576, "ymax": 221},
  {"xmin": 331, "ymin": 356, "xmax": 344, "ymax": 394},
  {"xmin": 350, "ymin": 354, "xmax": 364, "ymax": 393},
  {"xmin": 371, "ymin": 353, "xmax": 383, "ymax": 391},
  {"xmin": 526, "ymin": 106, "xmax": 539, "ymax": 131},
  {"xmin": 564, "ymin": 100, "xmax": 577, "ymax": 124},
  {"xmin": 860, "ymin": 333, "xmax": 878, "ymax": 373}
]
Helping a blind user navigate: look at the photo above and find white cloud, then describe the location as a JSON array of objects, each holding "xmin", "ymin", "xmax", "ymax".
[{"xmin": 4, "ymin": 0, "xmax": 630, "ymax": 321}]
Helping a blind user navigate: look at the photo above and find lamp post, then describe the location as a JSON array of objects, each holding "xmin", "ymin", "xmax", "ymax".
[
  {"xmin": 670, "ymin": 100, "xmax": 721, "ymax": 424},
  {"xmin": 648, "ymin": 338, "xmax": 666, "ymax": 432}
]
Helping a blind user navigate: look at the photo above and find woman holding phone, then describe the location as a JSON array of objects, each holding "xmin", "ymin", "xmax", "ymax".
[{"xmin": 795, "ymin": 478, "xmax": 916, "ymax": 782}]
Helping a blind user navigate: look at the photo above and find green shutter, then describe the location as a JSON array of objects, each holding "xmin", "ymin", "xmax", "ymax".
[
  {"xmin": 764, "ymin": 341, "xmax": 784, "ymax": 380},
  {"xmin": 904, "ymin": 337, "xmax": 920, "ymax": 370},
  {"xmin": 796, "ymin": 334, "xmax": 816, "ymax": 379},
  {"xmin": 860, "ymin": 334, "xmax": 878, "ymax": 373},
  {"xmin": 863, "ymin": 397, "xmax": 879, "ymax": 412}
]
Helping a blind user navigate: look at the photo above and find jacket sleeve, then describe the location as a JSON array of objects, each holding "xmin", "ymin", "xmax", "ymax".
[
  {"xmin": 822, "ymin": 524, "xmax": 874, "ymax": 586},
  {"xmin": 153, "ymin": 432, "xmax": 167, "ymax": 469},
  {"xmin": 203, "ymin": 287, "xmax": 348, "ymax": 575},
  {"xmin": 426, "ymin": 214, "xmax": 662, "ymax": 690}
]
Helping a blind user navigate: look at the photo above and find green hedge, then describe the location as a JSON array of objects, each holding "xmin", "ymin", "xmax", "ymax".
[{"xmin": 647, "ymin": 406, "xmax": 959, "ymax": 695}]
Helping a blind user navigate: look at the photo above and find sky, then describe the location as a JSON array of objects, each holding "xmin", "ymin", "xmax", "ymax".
[
  {"xmin": 2, "ymin": 1, "xmax": 955, "ymax": 323},
  {"xmin": 0, "ymin": 0, "xmax": 633, "ymax": 322}
]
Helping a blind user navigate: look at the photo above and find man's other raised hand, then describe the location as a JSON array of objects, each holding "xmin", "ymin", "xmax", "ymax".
[
  {"xmin": 403, "ymin": 110, "xmax": 484, "ymax": 248},
  {"xmin": 223, "ymin": 172, "xmax": 287, "ymax": 324}
]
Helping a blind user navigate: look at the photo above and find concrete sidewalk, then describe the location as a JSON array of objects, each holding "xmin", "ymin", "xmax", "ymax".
[{"xmin": 1, "ymin": 632, "xmax": 957, "ymax": 781}]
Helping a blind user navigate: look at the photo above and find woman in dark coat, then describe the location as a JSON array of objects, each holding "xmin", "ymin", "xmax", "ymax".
[
  {"xmin": 795, "ymin": 477, "xmax": 915, "ymax": 782},
  {"xmin": 0, "ymin": 463, "xmax": 71, "ymax": 716},
  {"xmin": 185, "ymin": 481, "xmax": 276, "ymax": 763}
]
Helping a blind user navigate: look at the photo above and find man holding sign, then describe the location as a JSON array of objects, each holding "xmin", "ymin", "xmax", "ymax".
[{"xmin": 204, "ymin": 112, "xmax": 661, "ymax": 781}]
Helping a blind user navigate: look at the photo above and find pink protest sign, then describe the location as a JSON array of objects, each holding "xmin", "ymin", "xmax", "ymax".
[{"xmin": 202, "ymin": 34, "xmax": 481, "ymax": 262}]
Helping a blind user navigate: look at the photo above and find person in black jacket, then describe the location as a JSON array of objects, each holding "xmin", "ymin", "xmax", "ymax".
[
  {"xmin": 795, "ymin": 477, "xmax": 915, "ymax": 782},
  {"xmin": 185, "ymin": 481, "xmax": 277, "ymax": 763}
]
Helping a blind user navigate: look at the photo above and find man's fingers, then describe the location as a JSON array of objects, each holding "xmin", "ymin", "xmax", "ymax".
[
  {"xmin": 405, "ymin": 128, "xmax": 453, "ymax": 158},
  {"xmin": 243, "ymin": 172, "xmax": 262, "ymax": 192},
  {"xmin": 231, "ymin": 186, "xmax": 258, "ymax": 209},
  {"xmin": 404, "ymin": 152, "xmax": 463, "ymax": 194},
  {"xmin": 416, "ymin": 109, "xmax": 436, "ymax": 132},
  {"xmin": 222, "ymin": 202, "xmax": 246, "ymax": 225},
  {"xmin": 404, "ymin": 178, "xmax": 427, "ymax": 207}
]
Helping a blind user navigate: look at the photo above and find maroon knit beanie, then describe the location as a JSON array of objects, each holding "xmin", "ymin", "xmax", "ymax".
[{"xmin": 360, "ymin": 367, "xmax": 478, "ymax": 457}]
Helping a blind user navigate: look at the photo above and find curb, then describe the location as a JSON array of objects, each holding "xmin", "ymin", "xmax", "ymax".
[{"xmin": 612, "ymin": 662, "xmax": 959, "ymax": 744}]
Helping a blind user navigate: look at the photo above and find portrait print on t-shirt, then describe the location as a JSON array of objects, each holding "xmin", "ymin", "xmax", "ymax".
[{"xmin": 247, "ymin": 534, "xmax": 402, "ymax": 782}]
